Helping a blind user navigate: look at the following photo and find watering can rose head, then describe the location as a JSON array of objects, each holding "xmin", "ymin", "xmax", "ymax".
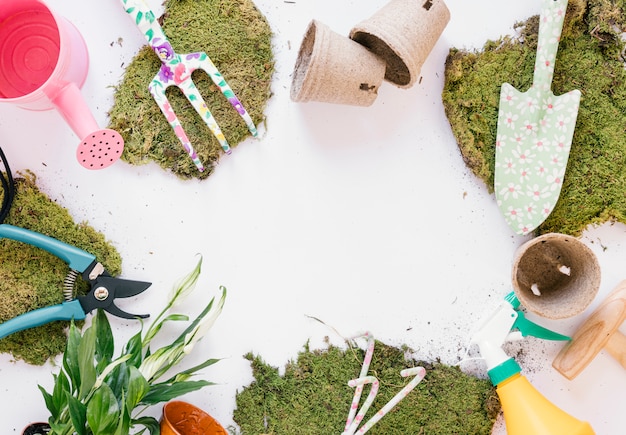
[{"xmin": 37, "ymin": 256, "xmax": 226, "ymax": 434}]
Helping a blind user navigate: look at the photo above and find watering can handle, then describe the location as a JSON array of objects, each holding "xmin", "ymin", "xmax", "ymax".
[
  {"xmin": 120, "ymin": 0, "xmax": 170, "ymax": 51},
  {"xmin": 533, "ymin": 0, "xmax": 569, "ymax": 91}
]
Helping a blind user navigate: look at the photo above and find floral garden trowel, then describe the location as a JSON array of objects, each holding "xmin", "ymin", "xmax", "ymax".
[{"xmin": 494, "ymin": 0, "xmax": 581, "ymax": 235}]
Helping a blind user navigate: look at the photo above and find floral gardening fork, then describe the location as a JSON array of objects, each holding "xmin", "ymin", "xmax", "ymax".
[{"xmin": 120, "ymin": 0, "xmax": 258, "ymax": 171}]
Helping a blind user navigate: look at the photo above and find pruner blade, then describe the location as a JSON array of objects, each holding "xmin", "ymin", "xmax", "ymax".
[{"xmin": 78, "ymin": 276, "xmax": 151, "ymax": 319}]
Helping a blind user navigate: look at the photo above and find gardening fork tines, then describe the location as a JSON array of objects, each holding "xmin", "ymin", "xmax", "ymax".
[
  {"xmin": 121, "ymin": 0, "xmax": 258, "ymax": 172},
  {"xmin": 494, "ymin": 0, "xmax": 581, "ymax": 235}
]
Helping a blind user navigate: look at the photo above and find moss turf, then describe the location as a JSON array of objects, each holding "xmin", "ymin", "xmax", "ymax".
[
  {"xmin": 0, "ymin": 172, "xmax": 121, "ymax": 365},
  {"xmin": 234, "ymin": 340, "xmax": 500, "ymax": 435}
]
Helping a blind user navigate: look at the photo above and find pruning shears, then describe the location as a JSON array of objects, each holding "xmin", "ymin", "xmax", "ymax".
[{"xmin": 0, "ymin": 224, "xmax": 151, "ymax": 340}]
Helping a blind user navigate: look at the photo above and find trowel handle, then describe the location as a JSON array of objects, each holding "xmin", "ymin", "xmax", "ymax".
[
  {"xmin": 553, "ymin": 280, "xmax": 626, "ymax": 379},
  {"xmin": 533, "ymin": 0, "xmax": 569, "ymax": 91},
  {"xmin": 578, "ymin": 281, "xmax": 626, "ymax": 367},
  {"xmin": 605, "ymin": 330, "xmax": 626, "ymax": 370}
]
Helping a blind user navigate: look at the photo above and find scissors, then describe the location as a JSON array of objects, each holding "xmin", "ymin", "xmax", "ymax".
[{"xmin": 0, "ymin": 224, "xmax": 151, "ymax": 339}]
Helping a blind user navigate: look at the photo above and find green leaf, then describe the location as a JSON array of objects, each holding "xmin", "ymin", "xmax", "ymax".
[
  {"xmin": 173, "ymin": 297, "xmax": 215, "ymax": 346},
  {"xmin": 126, "ymin": 365, "xmax": 150, "ymax": 412},
  {"xmin": 132, "ymin": 416, "xmax": 160, "ymax": 434},
  {"xmin": 140, "ymin": 380, "xmax": 213, "ymax": 405},
  {"xmin": 78, "ymin": 320, "xmax": 98, "ymax": 400},
  {"xmin": 124, "ymin": 329, "xmax": 144, "ymax": 368},
  {"xmin": 86, "ymin": 383, "xmax": 120, "ymax": 434},
  {"xmin": 142, "ymin": 314, "xmax": 188, "ymax": 348},
  {"xmin": 38, "ymin": 384, "xmax": 57, "ymax": 419},
  {"xmin": 113, "ymin": 392, "xmax": 131, "ymax": 435},
  {"xmin": 145, "ymin": 256, "xmax": 202, "ymax": 343},
  {"xmin": 49, "ymin": 421, "xmax": 72, "ymax": 434},
  {"xmin": 63, "ymin": 320, "xmax": 82, "ymax": 394},
  {"xmin": 95, "ymin": 309, "xmax": 114, "ymax": 370},
  {"xmin": 67, "ymin": 392, "xmax": 88, "ymax": 435},
  {"xmin": 52, "ymin": 371, "xmax": 71, "ymax": 417},
  {"xmin": 106, "ymin": 361, "xmax": 130, "ymax": 401},
  {"xmin": 161, "ymin": 358, "xmax": 220, "ymax": 385}
]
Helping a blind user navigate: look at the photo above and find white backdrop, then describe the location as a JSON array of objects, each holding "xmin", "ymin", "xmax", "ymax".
[{"xmin": 0, "ymin": 0, "xmax": 625, "ymax": 433}]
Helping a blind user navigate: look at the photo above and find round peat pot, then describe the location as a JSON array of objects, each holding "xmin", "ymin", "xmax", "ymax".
[
  {"xmin": 291, "ymin": 19, "xmax": 386, "ymax": 106},
  {"xmin": 512, "ymin": 233, "xmax": 601, "ymax": 319},
  {"xmin": 349, "ymin": 0, "xmax": 450, "ymax": 88},
  {"xmin": 161, "ymin": 401, "xmax": 228, "ymax": 435}
]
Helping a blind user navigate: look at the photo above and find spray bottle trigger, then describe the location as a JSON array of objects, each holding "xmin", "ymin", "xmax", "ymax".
[{"xmin": 512, "ymin": 310, "xmax": 571, "ymax": 341}]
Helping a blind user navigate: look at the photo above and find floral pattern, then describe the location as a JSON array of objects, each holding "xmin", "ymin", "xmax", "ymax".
[
  {"xmin": 121, "ymin": 0, "xmax": 258, "ymax": 172},
  {"xmin": 494, "ymin": 0, "xmax": 580, "ymax": 235}
]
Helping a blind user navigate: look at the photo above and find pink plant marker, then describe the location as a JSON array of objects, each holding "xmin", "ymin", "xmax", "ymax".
[{"xmin": 342, "ymin": 332, "xmax": 426, "ymax": 435}]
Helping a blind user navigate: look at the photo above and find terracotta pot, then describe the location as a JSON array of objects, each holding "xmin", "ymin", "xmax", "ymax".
[
  {"xmin": 290, "ymin": 19, "xmax": 386, "ymax": 106},
  {"xmin": 349, "ymin": 0, "xmax": 450, "ymax": 88},
  {"xmin": 22, "ymin": 422, "xmax": 51, "ymax": 435},
  {"xmin": 160, "ymin": 401, "xmax": 227, "ymax": 435},
  {"xmin": 512, "ymin": 233, "xmax": 601, "ymax": 319}
]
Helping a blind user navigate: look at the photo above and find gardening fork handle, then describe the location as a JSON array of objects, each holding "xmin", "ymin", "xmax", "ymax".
[
  {"xmin": 121, "ymin": 0, "xmax": 170, "ymax": 54},
  {"xmin": 533, "ymin": 0, "xmax": 569, "ymax": 91}
]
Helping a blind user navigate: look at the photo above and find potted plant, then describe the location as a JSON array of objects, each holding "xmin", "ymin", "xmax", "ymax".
[
  {"xmin": 30, "ymin": 256, "xmax": 226, "ymax": 434},
  {"xmin": 160, "ymin": 400, "xmax": 227, "ymax": 435},
  {"xmin": 22, "ymin": 422, "xmax": 51, "ymax": 435}
]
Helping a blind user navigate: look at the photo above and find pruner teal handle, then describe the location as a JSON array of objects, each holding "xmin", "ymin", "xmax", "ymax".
[
  {"xmin": 0, "ymin": 224, "xmax": 95, "ymax": 272},
  {"xmin": 504, "ymin": 291, "xmax": 571, "ymax": 341},
  {"xmin": 0, "ymin": 300, "xmax": 86, "ymax": 340}
]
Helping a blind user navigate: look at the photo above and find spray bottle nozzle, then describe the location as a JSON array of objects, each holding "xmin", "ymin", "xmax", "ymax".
[{"xmin": 470, "ymin": 292, "xmax": 570, "ymax": 385}]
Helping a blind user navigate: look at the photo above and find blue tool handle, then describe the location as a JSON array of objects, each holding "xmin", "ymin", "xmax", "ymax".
[
  {"xmin": 0, "ymin": 224, "xmax": 95, "ymax": 272},
  {"xmin": 0, "ymin": 301, "xmax": 86, "ymax": 340}
]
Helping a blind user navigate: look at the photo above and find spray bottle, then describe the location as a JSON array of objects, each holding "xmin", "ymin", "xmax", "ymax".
[{"xmin": 471, "ymin": 292, "xmax": 595, "ymax": 435}]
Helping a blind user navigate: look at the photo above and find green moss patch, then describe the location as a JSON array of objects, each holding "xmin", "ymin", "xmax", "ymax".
[
  {"xmin": 0, "ymin": 172, "xmax": 122, "ymax": 365},
  {"xmin": 442, "ymin": 0, "xmax": 626, "ymax": 235},
  {"xmin": 109, "ymin": 0, "xmax": 274, "ymax": 180},
  {"xmin": 234, "ymin": 340, "xmax": 500, "ymax": 434}
]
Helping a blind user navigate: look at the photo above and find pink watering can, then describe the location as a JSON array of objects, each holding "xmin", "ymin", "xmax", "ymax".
[{"xmin": 0, "ymin": 0, "xmax": 124, "ymax": 169}]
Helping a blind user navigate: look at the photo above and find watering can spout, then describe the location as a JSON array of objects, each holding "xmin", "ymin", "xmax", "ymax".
[
  {"xmin": 51, "ymin": 82, "xmax": 125, "ymax": 170},
  {"xmin": 52, "ymin": 82, "xmax": 101, "ymax": 141}
]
